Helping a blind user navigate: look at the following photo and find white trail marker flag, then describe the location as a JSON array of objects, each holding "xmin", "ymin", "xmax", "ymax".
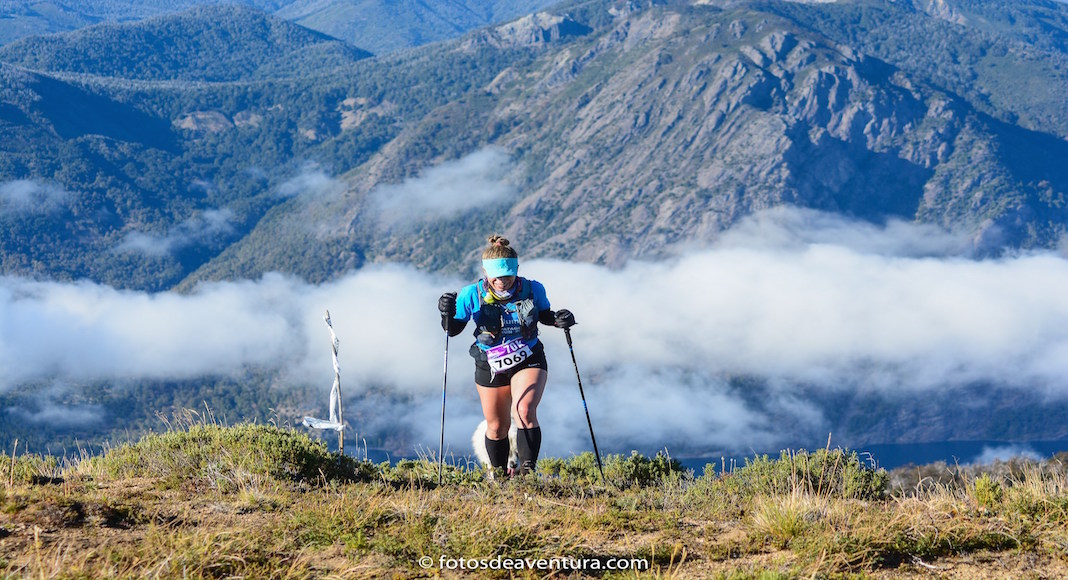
[{"xmin": 302, "ymin": 310, "xmax": 345, "ymax": 452}]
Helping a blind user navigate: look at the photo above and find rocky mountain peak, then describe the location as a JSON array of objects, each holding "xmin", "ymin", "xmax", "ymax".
[{"xmin": 463, "ymin": 12, "xmax": 594, "ymax": 50}]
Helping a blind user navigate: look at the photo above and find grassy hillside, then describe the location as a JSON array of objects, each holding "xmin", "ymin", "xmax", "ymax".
[{"xmin": 2, "ymin": 421, "xmax": 1067, "ymax": 577}]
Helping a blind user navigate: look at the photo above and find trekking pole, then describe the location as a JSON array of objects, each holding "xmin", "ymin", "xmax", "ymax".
[
  {"xmin": 437, "ymin": 328, "xmax": 449, "ymax": 486},
  {"xmin": 564, "ymin": 328, "xmax": 605, "ymax": 483}
]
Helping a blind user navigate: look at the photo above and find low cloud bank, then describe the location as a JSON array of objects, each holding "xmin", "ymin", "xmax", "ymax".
[
  {"xmin": 116, "ymin": 208, "xmax": 237, "ymax": 256},
  {"xmin": 0, "ymin": 179, "xmax": 71, "ymax": 214},
  {"xmin": 4, "ymin": 207, "xmax": 1068, "ymax": 456},
  {"xmin": 367, "ymin": 147, "xmax": 515, "ymax": 227},
  {"xmin": 275, "ymin": 164, "xmax": 347, "ymax": 202},
  {"xmin": 972, "ymin": 444, "xmax": 1043, "ymax": 465},
  {"xmin": 533, "ymin": 211, "xmax": 1068, "ymax": 395}
]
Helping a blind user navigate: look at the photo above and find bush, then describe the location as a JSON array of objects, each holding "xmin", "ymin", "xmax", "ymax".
[
  {"xmin": 539, "ymin": 450, "xmax": 687, "ymax": 487},
  {"xmin": 1, "ymin": 453, "xmax": 61, "ymax": 485},
  {"xmin": 972, "ymin": 473, "xmax": 1004, "ymax": 511},
  {"xmin": 1002, "ymin": 464, "xmax": 1068, "ymax": 523},
  {"xmin": 85, "ymin": 423, "xmax": 373, "ymax": 488},
  {"xmin": 718, "ymin": 448, "xmax": 889, "ymax": 501},
  {"xmin": 380, "ymin": 457, "xmax": 484, "ymax": 487}
]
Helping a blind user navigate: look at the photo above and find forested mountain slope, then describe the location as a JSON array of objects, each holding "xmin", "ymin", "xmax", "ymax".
[
  {"xmin": 187, "ymin": 0, "xmax": 1068, "ymax": 281},
  {"xmin": 3, "ymin": 0, "xmax": 1068, "ymax": 284},
  {"xmin": 0, "ymin": 0, "xmax": 562, "ymax": 54},
  {"xmin": 0, "ymin": 5, "xmax": 371, "ymax": 81}
]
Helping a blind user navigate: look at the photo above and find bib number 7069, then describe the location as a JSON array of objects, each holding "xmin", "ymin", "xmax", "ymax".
[{"xmin": 486, "ymin": 339, "xmax": 533, "ymax": 375}]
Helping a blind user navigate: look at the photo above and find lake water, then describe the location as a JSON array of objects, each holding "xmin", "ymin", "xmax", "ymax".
[
  {"xmin": 357, "ymin": 439, "xmax": 1068, "ymax": 474},
  {"xmin": 675, "ymin": 439, "xmax": 1068, "ymax": 475}
]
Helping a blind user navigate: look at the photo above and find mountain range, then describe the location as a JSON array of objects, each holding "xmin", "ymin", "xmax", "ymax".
[
  {"xmin": 0, "ymin": 0, "xmax": 561, "ymax": 54},
  {"xmin": 2, "ymin": 0, "xmax": 1068, "ymax": 456},
  {"xmin": 4, "ymin": 0, "xmax": 1068, "ymax": 288}
]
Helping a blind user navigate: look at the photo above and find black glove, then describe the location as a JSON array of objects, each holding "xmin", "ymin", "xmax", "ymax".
[
  {"xmin": 438, "ymin": 292, "xmax": 457, "ymax": 316},
  {"xmin": 553, "ymin": 309, "xmax": 576, "ymax": 329}
]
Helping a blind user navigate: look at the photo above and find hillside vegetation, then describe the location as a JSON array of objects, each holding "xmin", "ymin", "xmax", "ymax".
[
  {"xmin": 5, "ymin": 0, "xmax": 1067, "ymax": 291},
  {"xmin": 0, "ymin": 2, "xmax": 534, "ymax": 289},
  {"xmin": 0, "ymin": 5, "xmax": 372, "ymax": 81},
  {"xmin": 0, "ymin": 0, "xmax": 562, "ymax": 54},
  {"xmin": 277, "ymin": 0, "xmax": 564, "ymax": 55},
  {"xmin": 2, "ymin": 420, "xmax": 1068, "ymax": 577}
]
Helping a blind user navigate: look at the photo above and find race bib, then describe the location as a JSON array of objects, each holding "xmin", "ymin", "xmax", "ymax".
[{"xmin": 485, "ymin": 339, "xmax": 533, "ymax": 375}]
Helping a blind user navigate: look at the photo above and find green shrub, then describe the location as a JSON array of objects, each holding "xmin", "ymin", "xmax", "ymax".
[
  {"xmin": 972, "ymin": 473, "xmax": 1004, "ymax": 511},
  {"xmin": 1, "ymin": 453, "xmax": 61, "ymax": 485},
  {"xmin": 716, "ymin": 448, "xmax": 888, "ymax": 501},
  {"xmin": 538, "ymin": 452, "xmax": 599, "ymax": 483},
  {"xmin": 85, "ymin": 423, "xmax": 373, "ymax": 488},
  {"xmin": 380, "ymin": 458, "xmax": 483, "ymax": 487},
  {"xmin": 606, "ymin": 450, "xmax": 687, "ymax": 486},
  {"xmin": 539, "ymin": 450, "xmax": 687, "ymax": 487}
]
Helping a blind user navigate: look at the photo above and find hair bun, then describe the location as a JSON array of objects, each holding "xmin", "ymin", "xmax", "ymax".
[{"xmin": 481, "ymin": 233, "xmax": 518, "ymax": 260}]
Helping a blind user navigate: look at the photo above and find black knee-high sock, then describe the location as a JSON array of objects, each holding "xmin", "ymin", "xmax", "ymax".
[
  {"xmin": 516, "ymin": 427, "xmax": 541, "ymax": 470},
  {"xmin": 485, "ymin": 436, "xmax": 511, "ymax": 470}
]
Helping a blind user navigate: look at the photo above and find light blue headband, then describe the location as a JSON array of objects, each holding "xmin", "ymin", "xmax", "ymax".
[{"xmin": 482, "ymin": 257, "xmax": 518, "ymax": 278}]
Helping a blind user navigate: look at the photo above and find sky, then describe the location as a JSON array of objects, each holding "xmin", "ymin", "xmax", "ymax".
[{"xmin": 5, "ymin": 150, "xmax": 1068, "ymax": 461}]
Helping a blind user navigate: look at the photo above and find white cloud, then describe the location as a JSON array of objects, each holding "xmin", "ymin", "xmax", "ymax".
[
  {"xmin": 115, "ymin": 208, "xmax": 236, "ymax": 256},
  {"xmin": 0, "ymin": 265, "xmax": 455, "ymax": 392},
  {"xmin": 0, "ymin": 180, "xmax": 71, "ymax": 214},
  {"xmin": 275, "ymin": 164, "xmax": 347, "ymax": 202},
  {"xmin": 368, "ymin": 147, "xmax": 515, "ymax": 227},
  {"xmin": 6, "ymin": 207, "xmax": 1068, "ymax": 457},
  {"xmin": 713, "ymin": 206, "xmax": 972, "ymax": 257},
  {"xmin": 972, "ymin": 444, "xmax": 1043, "ymax": 465},
  {"xmin": 6, "ymin": 401, "xmax": 104, "ymax": 428},
  {"xmin": 526, "ymin": 211, "xmax": 1068, "ymax": 395}
]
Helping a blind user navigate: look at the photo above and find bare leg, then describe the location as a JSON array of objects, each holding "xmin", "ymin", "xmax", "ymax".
[
  {"xmin": 510, "ymin": 368, "xmax": 547, "ymax": 428},
  {"xmin": 476, "ymin": 383, "xmax": 513, "ymax": 439},
  {"xmin": 476, "ymin": 383, "xmax": 513, "ymax": 471}
]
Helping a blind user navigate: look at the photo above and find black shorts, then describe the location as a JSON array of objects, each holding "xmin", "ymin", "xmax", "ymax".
[{"xmin": 471, "ymin": 341, "xmax": 548, "ymax": 388}]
